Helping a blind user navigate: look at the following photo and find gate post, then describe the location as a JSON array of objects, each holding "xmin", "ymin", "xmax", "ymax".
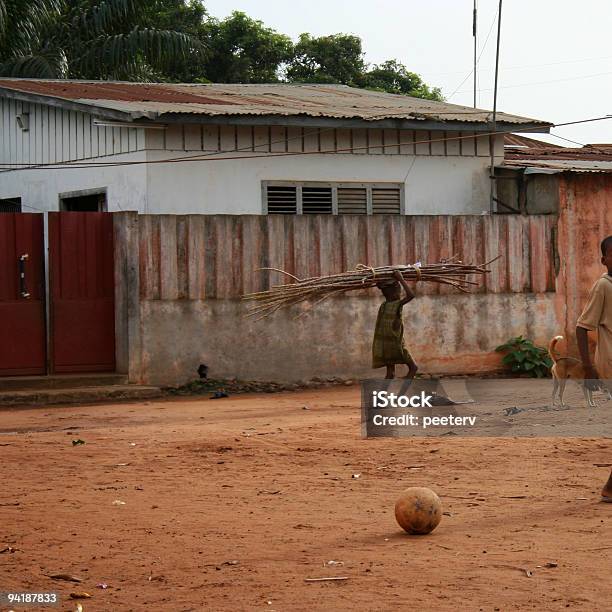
[{"xmin": 114, "ymin": 211, "xmax": 142, "ymax": 382}]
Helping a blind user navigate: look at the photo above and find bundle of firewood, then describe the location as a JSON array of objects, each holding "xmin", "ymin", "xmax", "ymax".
[{"xmin": 242, "ymin": 257, "xmax": 495, "ymax": 320}]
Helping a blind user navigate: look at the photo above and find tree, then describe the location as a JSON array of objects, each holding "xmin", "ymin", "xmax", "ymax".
[
  {"xmin": 0, "ymin": 0, "xmax": 199, "ymax": 80},
  {"xmin": 202, "ymin": 11, "xmax": 293, "ymax": 83},
  {"xmin": 360, "ymin": 59, "xmax": 444, "ymax": 101},
  {"xmin": 286, "ymin": 33, "xmax": 364, "ymax": 85}
]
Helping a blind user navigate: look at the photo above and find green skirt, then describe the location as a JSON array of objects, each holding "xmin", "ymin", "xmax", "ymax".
[{"xmin": 372, "ymin": 300, "xmax": 412, "ymax": 368}]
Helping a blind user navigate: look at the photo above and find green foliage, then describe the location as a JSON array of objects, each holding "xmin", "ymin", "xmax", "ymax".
[
  {"xmin": 359, "ymin": 59, "xmax": 444, "ymax": 101},
  {"xmin": 495, "ymin": 335, "xmax": 553, "ymax": 378},
  {"xmin": 203, "ymin": 11, "xmax": 293, "ymax": 83},
  {"xmin": 287, "ymin": 33, "xmax": 364, "ymax": 85},
  {"xmin": 0, "ymin": 0, "xmax": 200, "ymax": 80},
  {"xmin": 0, "ymin": 0, "xmax": 443, "ymax": 100}
]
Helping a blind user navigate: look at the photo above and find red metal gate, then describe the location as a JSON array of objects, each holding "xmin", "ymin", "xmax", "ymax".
[
  {"xmin": 48, "ymin": 212, "xmax": 115, "ymax": 373},
  {"xmin": 0, "ymin": 214, "xmax": 46, "ymax": 375}
]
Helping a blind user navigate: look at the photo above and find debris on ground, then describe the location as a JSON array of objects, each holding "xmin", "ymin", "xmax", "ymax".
[
  {"xmin": 112, "ymin": 500, "xmax": 126, "ymax": 505},
  {"xmin": 47, "ymin": 573, "xmax": 83, "ymax": 582},
  {"xmin": 71, "ymin": 439, "xmax": 86, "ymax": 446},
  {"xmin": 69, "ymin": 592, "xmax": 92, "ymax": 599},
  {"xmin": 304, "ymin": 576, "xmax": 349, "ymax": 582},
  {"xmin": 165, "ymin": 376, "xmax": 358, "ymax": 397},
  {"xmin": 210, "ymin": 391, "xmax": 229, "ymax": 399}
]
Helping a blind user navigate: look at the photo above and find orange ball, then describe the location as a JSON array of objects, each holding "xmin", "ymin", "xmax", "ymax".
[{"xmin": 394, "ymin": 487, "xmax": 442, "ymax": 535}]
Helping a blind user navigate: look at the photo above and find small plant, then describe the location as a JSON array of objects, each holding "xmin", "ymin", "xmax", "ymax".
[{"xmin": 495, "ymin": 335, "xmax": 553, "ymax": 378}]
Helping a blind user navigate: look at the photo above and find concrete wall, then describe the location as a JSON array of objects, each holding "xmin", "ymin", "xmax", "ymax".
[
  {"xmin": 136, "ymin": 293, "xmax": 559, "ymax": 385},
  {"xmin": 114, "ymin": 213, "xmax": 560, "ymax": 385},
  {"xmin": 144, "ymin": 149, "xmax": 495, "ymax": 215},
  {"xmin": 0, "ymin": 151, "xmax": 148, "ymax": 213}
]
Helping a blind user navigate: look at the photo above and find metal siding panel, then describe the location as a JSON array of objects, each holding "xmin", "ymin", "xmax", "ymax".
[
  {"xmin": 145, "ymin": 127, "xmax": 164, "ymax": 150},
  {"xmin": 286, "ymin": 126, "xmax": 302, "ymax": 153},
  {"xmin": 415, "ymin": 130, "xmax": 430, "ymax": 155},
  {"xmin": 461, "ymin": 131, "xmax": 476, "ymax": 156},
  {"xmin": 399, "ymin": 129, "xmax": 415, "ymax": 155},
  {"xmin": 336, "ymin": 128, "xmax": 351, "ymax": 153},
  {"xmin": 303, "ymin": 127, "xmax": 319, "ymax": 153},
  {"xmin": 165, "ymin": 124, "xmax": 184, "ymax": 150},
  {"xmin": 446, "ymin": 130, "xmax": 460, "ymax": 156},
  {"xmin": 253, "ymin": 126, "xmax": 269, "ymax": 152},
  {"xmin": 218, "ymin": 124, "xmax": 236, "ymax": 151},
  {"xmin": 383, "ymin": 129, "xmax": 399, "ymax": 154},
  {"xmin": 119, "ymin": 127, "xmax": 129, "ymax": 153},
  {"xmin": 203, "ymin": 125, "xmax": 220, "ymax": 151},
  {"xmin": 91, "ymin": 119, "xmax": 99, "ymax": 158},
  {"xmin": 76, "ymin": 112, "xmax": 84, "ymax": 159},
  {"xmin": 477, "ymin": 133, "xmax": 489, "ymax": 157},
  {"xmin": 368, "ymin": 129, "xmax": 383, "ymax": 154},
  {"xmin": 352, "ymin": 128, "xmax": 367, "ymax": 155},
  {"xmin": 83, "ymin": 113, "xmax": 92, "ymax": 159},
  {"xmin": 270, "ymin": 126, "xmax": 286, "ymax": 153},
  {"xmin": 431, "ymin": 130, "xmax": 445, "ymax": 156},
  {"xmin": 235, "ymin": 125, "xmax": 252, "ymax": 152},
  {"xmin": 320, "ymin": 128, "xmax": 335, "ymax": 153},
  {"xmin": 183, "ymin": 124, "xmax": 201, "ymax": 151}
]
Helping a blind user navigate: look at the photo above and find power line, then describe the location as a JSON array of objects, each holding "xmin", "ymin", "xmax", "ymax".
[
  {"xmin": 423, "ymin": 54, "xmax": 612, "ymax": 77},
  {"xmin": 454, "ymin": 70, "xmax": 612, "ymax": 94},
  {"xmin": 448, "ymin": 5, "xmax": 499, "ymax": 100},
  {"xmin": 1, "ymin": 115, "xmax": 610, "ymax": 172}
]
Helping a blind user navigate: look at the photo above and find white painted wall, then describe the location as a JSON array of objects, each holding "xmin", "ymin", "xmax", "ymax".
[
  {"xmin": 145, "ymin": 149, "xmax": 494, "ymax": 214},
  {"xmin": 0, "ymin": 150, "xmax": 147, "ymax": 213}
]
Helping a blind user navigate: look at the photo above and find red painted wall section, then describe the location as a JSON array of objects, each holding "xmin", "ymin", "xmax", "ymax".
[{"xmin": 555, "ymin": 173, "xmax": 612, "ymax": 355}]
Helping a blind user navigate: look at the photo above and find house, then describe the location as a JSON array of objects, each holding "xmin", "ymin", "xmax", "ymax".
[
  {"xmin": 0, "ymin": 79, "xmax": 550, "ymax": 216},
  {"xmin": 496, "ymin": 134, "xmax": 612, "ymax": 214}
]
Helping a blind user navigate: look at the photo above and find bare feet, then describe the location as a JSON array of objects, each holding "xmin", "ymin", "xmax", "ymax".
[{"xmin": 385, "ymin": 365, "xmax": 395, "ymax": 380}]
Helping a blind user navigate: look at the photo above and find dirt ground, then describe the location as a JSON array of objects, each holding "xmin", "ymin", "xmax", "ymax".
[{"xmin": 1, "ymin": 383, "xmax": 611, "ymax": 612}]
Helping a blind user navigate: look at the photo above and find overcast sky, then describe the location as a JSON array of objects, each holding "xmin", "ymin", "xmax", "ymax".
[{"xmin": 205, "ymin": 0, "xmax": 612, "ymax": 146}]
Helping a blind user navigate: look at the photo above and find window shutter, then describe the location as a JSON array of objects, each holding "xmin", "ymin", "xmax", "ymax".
[
  {"xmin": 337, "ymin": 187, "xmax": 367, "ymax": 214},
  {"xmin": 267, "ymin": 186, "xmax": 297, "ymax": 214},
  {"xmin": 302, "ymin": 186, "xmax": 333, "ymax": 214},
  {"xmin": 371, "ymin": 187, "xmax": 401, "ymax": 214}
]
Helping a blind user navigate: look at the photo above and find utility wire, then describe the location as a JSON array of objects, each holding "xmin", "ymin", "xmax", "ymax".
[
  {"xmin": 448, "ymin": 5, "xmax": 499, "ymax": 100},
  {"xmin": 1, "ymin": 115, "xmax": 610, "ymax": 172}
]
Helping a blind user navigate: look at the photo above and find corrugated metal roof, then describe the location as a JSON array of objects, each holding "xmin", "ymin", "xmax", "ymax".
[
  {"xmin": 501, "ymin": 159, "xmax": 612, "ymax": 173},
  {"xmin": 0, "ymin": 79, "xmax": 550, "ymax": 126},
  {"xmin": 504, "ymin": 133, "xmax": 558, "ymax": 148}
]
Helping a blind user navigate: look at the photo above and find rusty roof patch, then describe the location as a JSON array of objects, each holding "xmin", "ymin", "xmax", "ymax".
[
  {"xmin": 0, "ymin": 79, "xmax": 551, "ymax": 127},
  {"xmin": 0, "ymin": 79, "xmax": 234, "ymax": 105}
]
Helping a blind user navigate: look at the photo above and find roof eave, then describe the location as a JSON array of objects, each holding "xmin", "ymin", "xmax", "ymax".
[
  {"xmin": 154, "ymin": 112, "xmax": 551, "ymax": 133},
  {"xmin": 0, "ymin": 87, "xmax": 135, "ymax": 122}
]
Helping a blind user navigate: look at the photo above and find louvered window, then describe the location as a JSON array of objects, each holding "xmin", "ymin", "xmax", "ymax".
[
  {"xmin": 0, "ymin": 197, "xmax": 22, "ymax": 213},
  {"xmin": 337, "ymin": 188, "xmax": 367, "ymax": 214},
  {"xmin": 264, "ymin": 182, "xmax": 403, "ymax": 215},
  {"xmin": 372, "ymin": 188, "xmax": 401, "ymax": 214},
  {"xmin": 266, "ymin": 186, "xmax": 297, "ymax": 214},
  {"xmin": 302, "ymin": 187, "xmax": 333, "ymax": 214}
]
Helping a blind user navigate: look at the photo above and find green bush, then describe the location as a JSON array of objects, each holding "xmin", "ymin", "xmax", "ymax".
[{"xmin": 495, "ymin": 336, "xmax": 553, "ymax": 378}]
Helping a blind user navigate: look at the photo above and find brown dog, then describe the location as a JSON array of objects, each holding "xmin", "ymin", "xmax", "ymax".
[{"xmin": 549, "ymin": 335, "xmax": 612, "ymax": 407}]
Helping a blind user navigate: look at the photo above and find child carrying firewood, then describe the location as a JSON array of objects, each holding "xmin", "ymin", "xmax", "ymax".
[{"xmin": 372, "ymin": 269, "xmax": 419, "ymax": 379}]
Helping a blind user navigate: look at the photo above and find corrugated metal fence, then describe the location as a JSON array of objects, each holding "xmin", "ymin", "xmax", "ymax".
[{"xmin": 138, "ymin": 214, "xmax": 557, "ymax": 300}]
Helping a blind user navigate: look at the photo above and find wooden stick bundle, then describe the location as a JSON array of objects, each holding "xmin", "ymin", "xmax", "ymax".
[{"xmin": 242, "ymin": 257, "xmax": 495, "ymax": 320}]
